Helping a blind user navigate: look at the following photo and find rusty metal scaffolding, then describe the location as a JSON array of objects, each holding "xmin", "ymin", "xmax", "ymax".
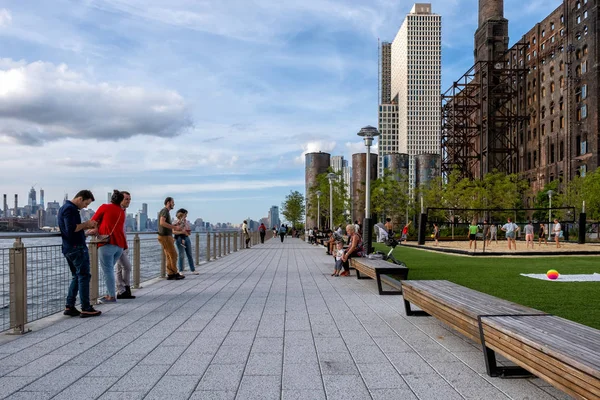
[{"xmin": 441, "ymin": 42, "xmax": 529, "ymax": 180}]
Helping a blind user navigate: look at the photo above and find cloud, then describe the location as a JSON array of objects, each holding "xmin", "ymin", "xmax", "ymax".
[
  {"xmin": 0, "ymin": 59, "xmax": 192, "ymax": 145},
  {"xmin": 294, "ymin": 140, "xmax": 337, "ymax": 165},
  {"xmin": 0, "ymin": 9, "xmax": 11, "ymax": 27},
  {"xmin": 345, "ymin": 140, "xmax": 378, "ymax": 156},
  {"xmin": 139, "ymin": 179, "xmax": 305, "ymax": 197}
]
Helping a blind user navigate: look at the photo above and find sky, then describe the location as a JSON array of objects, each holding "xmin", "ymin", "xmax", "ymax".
[{"xmin": 0, "ymin": 0, "xmax": 563, "ymax": 224}]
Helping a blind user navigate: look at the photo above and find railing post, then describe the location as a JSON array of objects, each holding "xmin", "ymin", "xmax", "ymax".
[
  {"xmin": 234, "ymin": 232, "xmax": 238, "ymax": 252},
  {"xmin": 89, "ymin": 242, "xmax": 100, "ymax": 304},
  {"xmin": 9, "ymin": 238, "xmax": 29, "ymax": 334},
  {"xmin": 212, "ymin": 232, "xmax": 217, "ymax": 260},
  {"xmin": 195, "ymin": 233, "xmax": 200, "ymax": 266},
  {"xmin": 133, "ymin": 234, "xmax": 141, "ymax": 289},
  {"xmin": 227, "ymin": 233, "xmax": 231, "ymax": 254},
  {"xmin": 160, "ymin": 246, "xmax": 166, "ymax": 278},
  {"xmin": 218, "ymin": 233, "xmax": 222, "ymax": 257},
  {"xmin": 206, "ymin": 232, "xmax": 211, "ymax": 262}
]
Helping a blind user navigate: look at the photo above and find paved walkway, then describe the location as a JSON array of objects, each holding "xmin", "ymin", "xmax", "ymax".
[{"xmin": 0, "ymin": 239, "xmax": 571, "ymax": 399}]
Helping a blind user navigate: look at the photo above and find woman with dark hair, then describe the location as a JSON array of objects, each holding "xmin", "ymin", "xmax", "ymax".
[
  {"xmin": 174, "ymin": 208, "xmax": 198, "ymax": 275},
  {"xmin": 91, "ymin": 190, "xmax": 127, "ymax": 302}
]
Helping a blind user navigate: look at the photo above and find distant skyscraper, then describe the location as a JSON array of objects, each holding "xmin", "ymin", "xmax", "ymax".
[
  {"xmin": 28, "ymin": 187, "xmax": 37, "ymax": 209},
  {"xmin": 390, "ymin": 3, "xmax": 441, "ymax": 188},
  {"xmin": 380, "ymin": 42, "xmax": 392, "ymax": 104},
  {"xmin": 268, "ymin": 206, "xmax": 280, "ymax": 229},
  {"xmin": 3, "ymin": 194, "xmax": 7, "ymax": 218},
  {"xmin": 107, "ymin": 192, "xmax": 111, "ymax": 204},
  {"xmin": 63, "ymin": 193, "xmax": 68, "ymax": 205},
  {"xmin": 14, "ymin": 194, "xmax": 18, "ymax": 217},
  {"xmin": 45, "ymin": 201, "xmax": 60, "ymax": 227},
  {"xmin": 331, "ymin": 156, "xmax": 344, "ymax": 173},
  {"xmin": 39, "ymin": 189, "xmax": 45, "ymax": 210},
  {"xmin": 142, "ymin": 203, "xmax": 148, "ymax": 215}
]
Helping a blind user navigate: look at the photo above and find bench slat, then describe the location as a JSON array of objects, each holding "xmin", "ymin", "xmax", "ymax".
[{"xmin": 482, "ymin": 316, "xmax": 600, "ymax": 378}]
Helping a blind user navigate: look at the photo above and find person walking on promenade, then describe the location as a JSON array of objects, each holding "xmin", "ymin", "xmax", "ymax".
[
  {"xmin": 340, "ymin": 224, "xmax": 364, "ymax": 276},
  {"xmin": 553, "ymin": 219, "xmax": 562, "ymax": 248},
  {"xmin": 259, "ymin": 223, "xmax": 267, "ymax": 243},
  {"xmin": 114, "ymin": 191, "xmax": 135, "ymax": 299},
  {"xmin": 501, "ymin": 217, "xmax": 519, "ymax": 250},
  {"xmin": 92, "ymin": 190, "xmax": 127, "ymax": 303},
  {"xmin": 433, "ymin": 223, "xmax": 440, "ymax": 246},
  {"xmin": 242, "ymin": 220, "xmax": 251, "ymax": 248},
  {"xmin": 272, "ymin": 226, "xmax": 277, "ymax": 239},
  {"xmin": 384, "ymin": 218, "xmax": 394, "ymax": 236},
  {"xmin": 525, "ymin": 220, "xmax": 534, "ymax": 249},
  {"xmin": 487, "ymin": 223, "xmax": 498, "ymax": 246},
  {"xmin": 538, "ymin": 223, "xmax": 548, "ymax": 246},
  {"xmin": 158, "ymin": 197, "xmax": 184, "ymax": 280},
  {"xmin": 482, "ymin": 220, "xmax": 490, "ymax": 246},
  {"xmin": 279, "ymin": 224, "xmax": 287, "ymax": 243},
  {"xmin": 58, "ymin": 190, "xmax": 101, "ymax": 318},
  {"xmin": 174, "ymin": 208, "xmax": 198, "ymax": 275},
  {"xmin": 468, "ymin": 220, "xmax": 478, "ymax": 251}
]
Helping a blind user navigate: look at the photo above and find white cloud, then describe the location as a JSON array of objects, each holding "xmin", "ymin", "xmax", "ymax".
[
  {"xmin": 294, "ymin": 140, "xmax": 337, "ymax": 165},
  {"xmin": 139, "ymin": 179, "xmax": 305, "ymax": 197},
  {"xmin": 0, "ymin": 59, "xmax": 192, "ymax": 144},
  {"xmin": 0, "ymin": 9, "xmax": 11, "ymax": 27},
  {"xmin": 345, "ymin": 140, "xmax": 378, "ymax": 156}
]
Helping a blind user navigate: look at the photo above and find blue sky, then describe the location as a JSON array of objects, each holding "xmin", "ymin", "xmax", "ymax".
[{"xmin": 0, "ymin": 0, "xmax": 562, "ymax": 224}]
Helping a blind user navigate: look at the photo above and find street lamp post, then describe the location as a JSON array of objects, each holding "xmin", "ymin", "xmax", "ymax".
[
  {"xmin": 316, "ymin": 190, "xmax": 322, "ymax": 231},
  {"xmin": 358, "ymin": 126, "xmax": 380, "ymax": 255},
  {"xmin": 548, "ymin": 189, "xmax": 554, "ymax": 238},
  {"xmin": 327, "ymin": 173, "xmax": 337, "ymax": 230}
]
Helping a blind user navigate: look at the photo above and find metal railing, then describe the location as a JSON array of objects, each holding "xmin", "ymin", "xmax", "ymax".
[{"xmin": 0, "ymin": 230, "xmax": 242, "ymax": 334}]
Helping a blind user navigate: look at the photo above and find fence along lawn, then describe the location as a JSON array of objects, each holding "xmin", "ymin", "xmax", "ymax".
[{"xmin": 374, "ymin": 243, "xmax": 600, "ymax": 330}]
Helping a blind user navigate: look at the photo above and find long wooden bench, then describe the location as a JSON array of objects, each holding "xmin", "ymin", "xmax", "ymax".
[
  {"xmin": 402, "ymin": 280, "xmax": 600, "ymax": 399},
  {"xmin": 350, "ymin": 258, "xmax": 408, "ymax": 295},
  {"xmin": 480, "ymin": 315, "xmax": 600, "ymax": 400}
]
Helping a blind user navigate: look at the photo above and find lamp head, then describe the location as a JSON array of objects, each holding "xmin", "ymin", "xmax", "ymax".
[
  {"xmin": 358, "ymin": 126, "xmax": 379, "ymax": 148},
  {"xmin": 327, "ymin": 172, "xmax": 337, "ymax": 181},
  {"xmin": 316, "ymin": 190, "xmax": 322, "ymax": 197},
  {"xmin": 547, "ymin": 189, "xmax": 554, "ymax": 197}
]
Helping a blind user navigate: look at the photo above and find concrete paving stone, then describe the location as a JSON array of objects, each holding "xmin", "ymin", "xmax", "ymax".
[
  {"xmin": 190, "ymin": 390, "xmax": 237, "ymax": 400},
  {"xmin": 403, "ymin": 373, "xmax": 465, "ymax": 400},
  {"xmin": 178, "ymin": 318, "xmax": 212, "ymax": 332},
  {"xmin": 481, "ymin": 375, "xmax": 561, "ymax": 400},
  {"xmin": 87, "ymin": 353, "xmax": 142, "ymax": 377},
  {"xmin": 372, "ymin": 336, "xmax": 413, "ymax": 353},
  {"xmin": 322, "ymin": 374, "xmax": 370, "ymax": 400},
  {"xmin": 0, "ymin": 364, "xmax": 20, "ymax": 377},
  {"xmin": 387, "ymin": 351, "xmax": 437, "ymax": 375},
  {"xmin": 313, "ymin": 337, "xmax": 348, "ymax": 354},
  {"xmin": 20, "ymin": 365, "xmax": 94, "ymax": 394},
  {"xmin": 311, "ymin": 324, "xmax": 341, "ymax": 338},
  {"xmin": 284, "ymin": 317, "xmax": 311, "ymax": 331},
  {"xmin": 188, "ymin": 337, "xmax": 224, "ymax": 354},
  {"xmin": 109, "ymin": 363, "xmax": 170, "ymax": 392},
  {"xmin": 196, "ymin": 364, "xmax": 244, "ymax": 391},
  {"xmin": 143, "ymin": 375, "xmax": 200, "ymax": 400},
  {"xmin": 418, "ymin": 349, "xmax": 462, "ymax": 365},
  {"xmin": 52, "ymin": 376, "xmax": 120, "ymax": 400},
  {"xmin": 357, "ymin": 363, "xmax": 409, "ymax": 389},
  {"xmin": 432, "ymin": 360, "xmax": 512, "ymax": 399},
  {"xmin": 282, "ymin": 363, "xmax": 322, "ymax": 390},
  {"xmin": 212, "ymin": 345, "xmax": 251, "ymax": 365},
  {"xmin": 281, "ymin": 389, "xmax": 326, "ymax": 400},
  {"xmin": 340, "ymin": 330, "xmax": 376, "ymax": 347},
  {"xmin": 118, "ymin": 338, "xmax": 162, "ymax": 355},
  {"xmin": 244, "ymin": 352, "xmax": 282, "ymax": 376},
  {"xmin": 7, "ymin": 354, "xmax": 73, "ymax": 377},
  {"xmin": 370, "ymin": 388, "xmax": 419, "ymax": 400},
  {"xmin": 451, "ymin": 350, "xmax": 488, "ymax": 374},
  {"xmin": 221, "ymin": 331, "xmax": 256, "ymax": 348},
  {"xmin": 97, "ymin": 391, "xmax": 146, "ymax": 400},
  {"xmin": 284, "ymin": 345, "xmax": 318, "ymax": 364},
  {"xmin": 3, "ymin": 391, "xmax": 54, "ymax": 400},
  {"xmin": 0, "ymin": 347, "xmax": 54, "ymax": 367},
  {"xmin": 251, "ymin": 337, "xmax": 283, "ymax": 354},
  {"xmin": 403, "ymin": 335, "xmax": 448, "ymax": 353},
  {"xmin": 166, "ymin": 350, "xmax": 213, "ymax": 376},
  {"xmin": 165, "ymin": 331, "xmax": 200, "ymax": 347},
  {"xmin": 140, "ymin": 345, "xmax": 186, "ymax": 365},
  {"xmin": 0, "ymin": 376, "xmax": 38, "ymax": 399},
  {"xmin": 364, "ymin": 324, "xmax": 399, "ymax": 338},
  {"xmin": 318, "ymin": 351, "xmax": 359, "ymax": 375},
  {"xmin": 284, "ymin": 330, "xmax": 314, "ymax": 346},
  {"xmin": 236, "ymin": 375, "xmax": 280, "ymax": 400},
  {"xmin": 347, "ymin": 345, "xmax": 388, "ymax": 364}
]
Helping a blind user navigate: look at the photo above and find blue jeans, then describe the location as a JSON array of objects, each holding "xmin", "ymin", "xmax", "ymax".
[
  {"xmin": 98, "ymin": 244, "xmax": 123, "ymax": 298},
  {"xmin": 65, "ymin": 246, "xmax": 92, "ymax": 311},
  {"xmin": 176, "ymin": 236, "xmax": 195, "ymax": 272}
]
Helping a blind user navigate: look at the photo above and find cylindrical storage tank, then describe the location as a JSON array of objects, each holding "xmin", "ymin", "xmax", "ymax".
[
  {"xmin": 351, "ymin": 153, "xmax": 378, "ymax": 223},
  {"xmin": 415, "ymin": 153, "xmax": 441, "ymax": 188},
  {"xmin": 305, "ymin": 152, "xmax": 330, "ymax": 229},
  {"xmin": 383, "ymin": 153, "xmax": 409, "ymax": 182},
  {"xmin": 479, "ymin": 0, "xmax": 504, "ymax": 27}
]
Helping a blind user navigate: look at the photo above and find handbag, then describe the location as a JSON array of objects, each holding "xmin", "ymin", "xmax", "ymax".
[{"xmin": 90, "ymin": 212, "xmax": 122, "ymax": 244}]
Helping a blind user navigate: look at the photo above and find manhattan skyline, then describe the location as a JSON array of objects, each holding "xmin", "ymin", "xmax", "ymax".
[{"xmin": 0, "ymin": 0, "xmax": 562, "ymax": 222}]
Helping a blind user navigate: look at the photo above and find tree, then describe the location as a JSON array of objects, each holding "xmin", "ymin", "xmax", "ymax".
[
  {"xmin": 371, "ymin": 170, "xmax": 411, "ymax": 226},
  {"xmin": 281, "ymin": 190, "xmax": 305, "ymax": 228},
  {"xmin": 306, "ymin": 169, "xmax": 350, "ymax": 229}
]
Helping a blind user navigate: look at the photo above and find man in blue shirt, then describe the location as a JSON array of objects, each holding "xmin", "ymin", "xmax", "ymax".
[{"xmin": 58, "ymin": 190, "xmax": 101, "ymax": 318}]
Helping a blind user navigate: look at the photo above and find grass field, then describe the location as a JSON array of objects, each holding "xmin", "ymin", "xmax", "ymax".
[{"xmin": 374, "ymin": 243, "xmax": 600, "ymax": 330}]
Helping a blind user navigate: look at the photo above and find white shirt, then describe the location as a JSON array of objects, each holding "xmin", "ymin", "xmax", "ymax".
[{"xmin": 554, "ymin": 223, "xmax": 561, "ymax": 233}]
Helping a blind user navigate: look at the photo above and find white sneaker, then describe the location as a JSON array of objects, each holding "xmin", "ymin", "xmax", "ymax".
[
  {"xmin": 192, "ymin": 271, "xmax": 199, "ymax": 275},
  {"xmin": 179, "ymin": 271, "xmax": 185, "ymax": 276}
]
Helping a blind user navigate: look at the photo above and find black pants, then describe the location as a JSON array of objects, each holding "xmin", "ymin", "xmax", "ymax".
[
  {"xmin": 245, "ymin": 237, "xmax": 250, "ymax": 248},
  {"xmin": 260, "ymin": 232, "xmax": 265, "ymax": 243},
  {"xmin": 280, "ymin": 233, "xmax": 285, "ymax": 242}
]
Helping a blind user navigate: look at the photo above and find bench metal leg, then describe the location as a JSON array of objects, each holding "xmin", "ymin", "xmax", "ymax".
[
  {"xmin": 478, "ymin": 317, "xmax": 532, "ymax": 378},
  {"xmin": 375, "ymin": 271, "xmax": 403, "ymax": 295},
  {"xmin": 403, "ymin": 299, "xmax": 429, "ymax": 316},
  {"xmin": 355, "ymin": 269, "xmax": 371, "ymax": 280}
]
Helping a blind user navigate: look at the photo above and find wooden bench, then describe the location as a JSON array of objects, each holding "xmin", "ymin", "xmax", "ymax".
[
  {"xmin": 350, "ymin": 258, "xmax": 408, "ymax": 295},
  {"xmin": 401, "ymin": 280, "xmax": 547, "ymax": 345},
  {"xmin": 480, "ymin": 315, "xmax": 600, "ymax": 399}
]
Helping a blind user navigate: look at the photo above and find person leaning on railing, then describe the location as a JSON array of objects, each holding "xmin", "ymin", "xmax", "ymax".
[{"xmin": 58, "ymin": 190, "xmax": 102, "ymax": 318}]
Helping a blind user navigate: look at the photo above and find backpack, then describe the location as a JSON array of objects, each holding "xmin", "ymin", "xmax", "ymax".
[{"xmin": 279, "ymin": 226, "xmax": 287, "ymax": 234}]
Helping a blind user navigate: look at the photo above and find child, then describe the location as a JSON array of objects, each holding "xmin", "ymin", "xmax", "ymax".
[{"xmin": 332, "ymin": 240, "xmax": 345, "ymax": 277}]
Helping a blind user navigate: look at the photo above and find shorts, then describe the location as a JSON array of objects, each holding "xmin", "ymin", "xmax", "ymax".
[
  {"xmin": 469, "ymin": 234, "xmax": 476, "ymax": 240},
  {"xmin": 506, "ymin": 231, "xmax": 515, "ymax": 239},
  {"xmin": 539, "ymin": 233, "xmax": 546, "ymax": 239}
]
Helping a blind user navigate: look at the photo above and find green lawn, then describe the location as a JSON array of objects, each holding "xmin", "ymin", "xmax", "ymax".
[{"xmin": 374, "ymin": 243, "xmax": 600, "ymax": 330}]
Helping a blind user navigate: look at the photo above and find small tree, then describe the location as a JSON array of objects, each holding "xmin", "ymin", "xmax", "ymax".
[{"xmin": 281, "ymin": 190, "xmax": 305, "ymax": 228}]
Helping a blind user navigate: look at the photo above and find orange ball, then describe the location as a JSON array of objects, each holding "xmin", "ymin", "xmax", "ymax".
[{"xmin": 546, "ymin": 269, "xmax": 559, "ymax": 280}]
